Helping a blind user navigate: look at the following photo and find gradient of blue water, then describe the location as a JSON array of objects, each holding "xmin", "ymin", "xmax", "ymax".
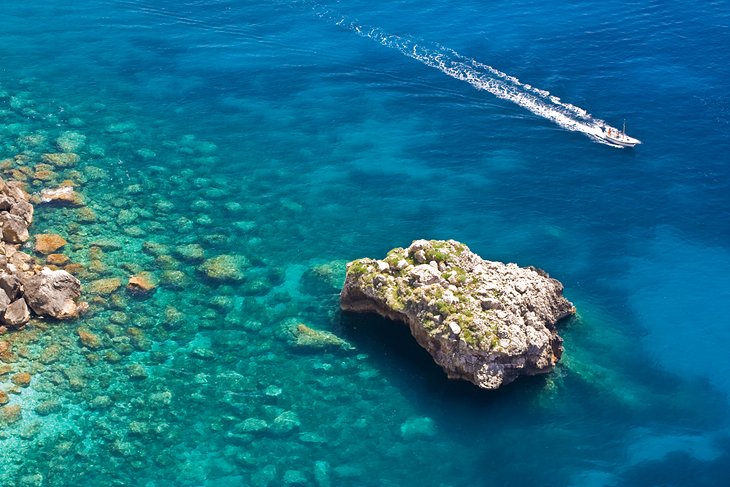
[{"xmin": 1, "ymin": 0, "xmax": 730, "ymax": 485}]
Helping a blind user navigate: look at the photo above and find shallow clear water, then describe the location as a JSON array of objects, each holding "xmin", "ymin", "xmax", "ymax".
[{"xmin": 1, "ymin": 1, "xmax": 729, "ymax": 485}]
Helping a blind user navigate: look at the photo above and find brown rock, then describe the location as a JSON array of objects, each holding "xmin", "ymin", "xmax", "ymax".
[
  {"xmin": 47, "ymin": 253, "xmax": 70, "ymax": 265},
  {"xmin": 77, "ymin": 327, "xmax": 102, "ymax": 349},
  {"xmin": 0, "ymin": 340, "xmax": 16, "ymax": 362},
  {"xmin": 0, "ymin": 273, "xmax": 22, "ymax": 301},
  {"xmin": 42, "ymin": 152, "xmax": 80, "ymax": 167},
  {"xmin": 35, "ymin": 233, "xmax": 68, "ymax": 254},
  {"xmin": 127, "ymin": 273, "xmax": 157, "ymax": 295},
  {"xmin": 0, "ymin": 212, "xmax": 29, "ymax": 243},
  {"xmin": 11, "ymin": 372, "xmax": 31, "ymax": 387},
  {"xmin": 1, "ymin": 299, "xmax": 30, "ymax": 328},
  {"xmin": 0, "ymin": 179, "xmax": 28, "ymax": 201},
  {"xmin": 9, "ymin": 199, "xmax": 34, "ymax": 225},
  {"xmin": 0, "ymin": 195, "xmax": 13, "ymax": 211},
  {"xmin": 0, "ymin": 404, "xmax": 21, "ymax": 423},
  {"xmin": 0, "ymin": 390, "xmax": 8, "ymax": 405},
  {"xmin": 0, "ymin": 289, "xmax": 9, "ymax": 313},
  {"xmin": 22, "ymin": 268, "xmax": 83, "ymax": 319},
  {"xmin": 88, "ymin": 278, "xmax": 121, "ymax": 295},
  {"xmin": 38, "ymin": 186, "xmax": 84, "ymax": 207},
  {"xmin": 64, "ymin": 263, "xmax": 85, "ymax": 275},
  {"xmin": 77, "ymin": 207, "xmax": 97, "ymax": 223}
]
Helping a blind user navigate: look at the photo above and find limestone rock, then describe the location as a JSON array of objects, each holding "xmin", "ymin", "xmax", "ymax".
[
  {"xmin": 9, "ymin": 200, "xmax": 33, "ymax": 225},
  {"xmin": 340, "ymin": 240, "xmax": 575, "ymax": 390},
  {"xmin": 42, "ymin": 152, "xmax": 80, "ymax": 168},
  {"xmin": 77, "ymin": 328, "xmax": 102, "ymax": 349},
  {"xmin": 127, "ymin": 272, "xmax": 157, "ymax": 295},
  {"xmin": 47, "ymin": 253, "xmax": 70, "ymax": 266},
  {"xmin": 288, "ymin": 322, "xmax": 353, "ymax": 351},
  {"xmin": 174, "ymin": 243, "xmax": 205, "ymax": 262},
  {"xmin": 2, "ymin": 298, "xmax": 31, "ymax": 328},
  {"xmin": 0, "ymin": 288, "xmax": 9, "ymax": 313},
  {"xmin": 198, "ymin": 254, "xmax": 248, "ymax": 281},
  {"xmin": 38, "ymin": 186, "xmax": 84, "ymax": 207},
  {"xmin": 88, "ymin": 278, "xmax": 121, "ymax": 295},
  {"xmin": 0, "ymin": 404, "xmax": 21, "ymax": 424},
  {"xmin": 22, "ymin": 268, "xmax": 83, "ymax": 319},
  {"xmin": 11, "ymin": 372, "xmax": 31, "ymax": 387},
  {"xmin": 0, "ymin": 212, "xmax": 29, "ymax": 243},
  {"xmin": 35, "ymin": 233, "xmax": 67, "ymax": 255},
  {"xmin": 0, "ymin": 272, "xmax": 20, "ymax": 304}
]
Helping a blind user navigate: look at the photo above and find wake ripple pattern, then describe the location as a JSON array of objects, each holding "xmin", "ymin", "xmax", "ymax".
[{"xmin": 306, "ymin": 2, "xmax": 619, "ymax": 146}]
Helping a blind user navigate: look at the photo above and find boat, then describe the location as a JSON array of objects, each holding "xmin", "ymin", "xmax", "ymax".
[{"xmin": 595, "ymin": 120, "xmax": 641, "ymax": 148}]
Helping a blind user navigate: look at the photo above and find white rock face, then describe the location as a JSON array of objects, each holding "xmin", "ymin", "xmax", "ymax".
[{"xmin": 340, "ymin": 240, "xmax": 576, "ymax": 389}]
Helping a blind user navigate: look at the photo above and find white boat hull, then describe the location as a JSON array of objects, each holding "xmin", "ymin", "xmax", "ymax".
[{"xmin": 590, "ymin": 124, "xmax": 641, "ymax": 148}]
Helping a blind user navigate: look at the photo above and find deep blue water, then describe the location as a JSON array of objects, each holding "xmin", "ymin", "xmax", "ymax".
[{"xmin": 1, "ymin": 0, "xmax": 729, "ymax": 485}]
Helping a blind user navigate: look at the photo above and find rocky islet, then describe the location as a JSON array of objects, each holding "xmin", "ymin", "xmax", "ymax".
[{"xmin": 340, "ymin": 239, "xmax": 576, "ymax": 389}]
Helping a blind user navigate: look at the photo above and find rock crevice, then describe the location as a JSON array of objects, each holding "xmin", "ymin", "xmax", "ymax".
[{"xmin": 340, "ymin": 239, "xmax": 575, "ymax": 389}]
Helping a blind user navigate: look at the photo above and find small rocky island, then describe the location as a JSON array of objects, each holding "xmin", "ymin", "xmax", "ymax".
[
  {"xmin": 340, "ymin": 240, "xmax": 575, "ymax": 389},
  {"xmin": 0, "ymin": 177, "xmax": 84, "ymax": 331}
]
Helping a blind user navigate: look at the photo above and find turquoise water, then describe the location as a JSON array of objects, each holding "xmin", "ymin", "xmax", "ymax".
[{"xmin": 1, "ymin": 0, "xmax": 729, "ymax": 485}]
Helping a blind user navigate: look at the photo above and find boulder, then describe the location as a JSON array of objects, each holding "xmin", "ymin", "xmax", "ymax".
[
  {"xmin": 41, "ymin": 152, "xmax": 80, "ymax": 168},
  {"xmin": 0, "ymin": 289, "xmax": 9, "ymax": 313},
  {"xmin": 198, "ymin": 254, "xmax": 248, "ymax": 281},
  {"xmin": 35, "ymin": 233, "xmax": 67, "ymax": 254},
  {"xmin": 1, "ymin": 298, "xmax": 30, "ymax": 328},
  {"xmin": 88, "ymin": 278, "xmax": 121, "ymax": 295},
  {"xmin": 0, "ymin": 212, "xmax": 29, "ymax": 243},
  {"xmin": 288, "ymin": 322, "xmax": 353, "ymax": 351},
  {"xmin": 127, "ymin": 272, "xmax": 157, "ymax": 295},
  {"xmin": 38, "ymin": 186, "xmax": 84, "ymax": 207},
  {"xmin": 9, "ymin": 199, "xmax": 33, "ymax": 224},
  {"xmin": 0, "ymin": 180, "xmax": 28, "ymax": 202},
  {"xmin": 340, "ymin": 240, "xmax": 575, "ymax": 390},
  {"xmin": 47, "ymin": 253, "xmax": 70, "ymax": 266},
  {"xmin": 0, "ymin": 196, "xmax": 13, "ymax": 211},
  {"xmin": 22, "ymin": 268, "xmax": 82, "ymax": 319}
]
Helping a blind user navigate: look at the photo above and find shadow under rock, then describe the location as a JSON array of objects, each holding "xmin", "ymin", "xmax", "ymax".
[{"xmin": 338, "ymin": 310, "xmax": 552, "ymax": 409}]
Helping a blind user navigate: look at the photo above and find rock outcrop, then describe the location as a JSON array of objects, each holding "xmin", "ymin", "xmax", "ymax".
[
  {"xmin": 0, "ymin": 177, "xmax": 85, "ymax": 330},
  {"xmin": 340, "ymin": 239, "xmax": 575, "ymax": 389},
  {"xmin": 22, "ymin": 269, "xmax": 83, "ymax": 319}
]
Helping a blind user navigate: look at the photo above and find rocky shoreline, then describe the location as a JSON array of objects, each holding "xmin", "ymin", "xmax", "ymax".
[
  {"xmin": 341, "ymin": 239, "xmax": 576, "ymax": 389},
  {"xmin": 0, "ymin": 177, "xmax": 85, "ymax": 332}
]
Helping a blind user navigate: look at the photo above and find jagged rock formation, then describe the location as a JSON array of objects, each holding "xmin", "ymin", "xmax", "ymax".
[
  {"xmin": 0, "ymin": 177, "xmax": 85, "ymax": 330},
  {"xmin": 340, "ymin": 239, "xmax": 575, "ymax": 389}
]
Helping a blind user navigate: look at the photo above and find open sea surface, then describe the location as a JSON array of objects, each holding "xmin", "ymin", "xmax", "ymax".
[{"xmin": 1, "ymin": 1, "xmax": 729, "ymax": 485}]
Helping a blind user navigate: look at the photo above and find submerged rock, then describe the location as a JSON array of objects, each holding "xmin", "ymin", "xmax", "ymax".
[
  {"xmin": 127, "ymin": 272, "xmax": 157, "ymax": 295},
  {"xmin": 400, "ymin": 416, "xmax": 436, "ymax": 440},
  {"xmin": 38, "ymin": 186, "xmax": 84, "ymax": 207},
  {"xmin": 340, "ymin": 239, "xmax": 575, "ymax": 389},
  {"xmin": 198, "ymin": 254, "xmax": 248, "ymax": 281},
  {"xmin": 287, "ymin": 322, "xmax": 353, "ymax": 351},
  {"xmin": 34, "ymin": 233, "xmax": 67, "ymax": 255},
  {"xmin": 41, "ymin": 152, "xmax": 80, "ymax": 168}
]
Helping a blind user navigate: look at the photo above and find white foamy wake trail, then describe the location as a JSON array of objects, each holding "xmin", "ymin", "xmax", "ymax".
[{"xmin": 305, "ymin": 2, "xmax": 617, "ymax": 145}]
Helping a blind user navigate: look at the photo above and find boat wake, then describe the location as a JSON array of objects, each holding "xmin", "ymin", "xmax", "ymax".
[{"xmin": 304, "ymin": 2, "xmax": 626, "ymax": 147}]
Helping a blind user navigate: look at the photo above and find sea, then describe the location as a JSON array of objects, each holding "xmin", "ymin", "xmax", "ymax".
[{"xmin": 0, "ymin": 1, "xmax": 729, "ymax": 485}]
